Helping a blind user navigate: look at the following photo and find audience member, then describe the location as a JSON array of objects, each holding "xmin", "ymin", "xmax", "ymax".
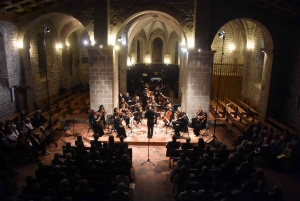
[
  {"xmin": 177, "ymin": 182, "xmax": 197, "ymax": 201},
  {"xmin": 51, "ymin": 153, "xmax": 63, "ymax": 166},
  {"xmin": 181, "ymin": 136, "xmax": 193, "ymax": 150},
  {"xmin": 166, "ymin": 135, "xmax": 181, "ymax": 157},
  {"xmin": 110, "ymin": 182, "xmax": 130, "ymax": 201}
]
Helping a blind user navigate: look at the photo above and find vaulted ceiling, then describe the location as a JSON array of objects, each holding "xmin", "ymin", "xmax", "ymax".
[{"xmin": 0, "ymin": 0, "xmax": 299, "ymax": 22}]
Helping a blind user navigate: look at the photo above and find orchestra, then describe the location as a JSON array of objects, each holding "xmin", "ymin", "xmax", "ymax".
[{"xmin": 87, "ymin": 91, "xmax": 209, "ymax": 140}]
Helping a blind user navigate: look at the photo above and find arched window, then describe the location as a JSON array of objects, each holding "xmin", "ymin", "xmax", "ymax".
[
  {"xmin": 152, "ymin": 37, "xmax": 163, "ymax": 63},
  {"xmin": 137, "ymin": 40, "xmax": 141, "ymax": 63}
]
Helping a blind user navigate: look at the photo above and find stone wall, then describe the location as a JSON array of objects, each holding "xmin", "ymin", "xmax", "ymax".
[{"xmin": 0, "ymin": 21, "xmax": 21, "ymax": 120}]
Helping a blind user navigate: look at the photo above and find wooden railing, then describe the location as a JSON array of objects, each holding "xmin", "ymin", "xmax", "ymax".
[{"xmin": 212, "ymin": 63, "xmax": 243, "ymax": 76}]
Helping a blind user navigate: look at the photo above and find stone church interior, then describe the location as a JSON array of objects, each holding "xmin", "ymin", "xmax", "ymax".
[{"xmin": 0, "ymin": 0, "xmax": 300, "ymax": 200}]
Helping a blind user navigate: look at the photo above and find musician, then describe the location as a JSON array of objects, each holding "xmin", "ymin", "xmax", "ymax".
[
  {"xmin": 120, "ymin": 104, "xmax": 131, "ymax": 128},
  {"xmin": 162, "ymin": 103, "xmax": 174, "ymax": 126},
  {"xmin": 88, "ymin": 109, "xmax": 95, "ymax": 125},
  {"xmin": 173, "ymin": 112, "xmax": 189, "ymax": 137},
  {"xmin": 191, "ymin": 106, "xmax": 203, "ymax": 128},
  {"xmin": 154, "ymin": 86, "xmax": 162, "ymax": 102},
  {"xmin": 113, "ymin": 112, "xmax": 127, "ymax": 138},
  {"xmin": 145, "ymin": 107, "xmax": 157, "ymax": 138},
  {"xmin": 93, "ymin": 112, "xmax": 104, "ymax": 137},
  {"xmin": 149, "ymin": 95, "xmax": 157, "ymax": 107},
  {"xmin": 98, "ymin": 105, "xmax": 107, "ymax": 127},
  {"xmin": 133, "ymin": 96, "xmax": 142, "ymax": 105},
  {"xmin": 142, "ymin": 88, "xmax": 149, "ymax": 111},
  {"xmin": 124, "ymin": 92, "xmax": 132, "ymax": 103},
  {"xmin": 193, "ymin": 112, "xmax": 207, "ymax": 136},
  {"xmin": 133, "ymin": 103, "xmax": 143, "ymax": 124},
  {"xmin": 119, "ymin": 98, "xmax": 128, "ymax": 108}
]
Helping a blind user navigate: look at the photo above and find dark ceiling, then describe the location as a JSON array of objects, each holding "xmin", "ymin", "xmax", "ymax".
[{"xmin": 0, "ymin": 0, "xmax": 299, "ymax": 21}]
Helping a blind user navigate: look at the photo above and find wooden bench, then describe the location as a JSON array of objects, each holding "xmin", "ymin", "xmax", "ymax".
[
  {"xmin": 225, "ymin": 112, "xmax": 247, "ymax": 134},
  {"xmin": 218, "ymin": 99, "xmax": 237, "ymax": 118},
  {"xmin": 288, "ymin": 122, "xmax": 300, "ymax": 133},
  {"xmin": 244, "ymin": 98, "xmax": 259, "ymax": 111},
  {"xmin": 252, "ymin": 115, "xmax": 283, "ymax": 135},
  {"xmin": 224, "ymin": 97, "xmax": 246, "ymax": 118},
  {"xmin": 210, "ymin": 100, "xmax": 225, "ymax": 118},
  {"xmin": 235, "ymin": 98, "xmax": 258, "ymax": 117},
  {"xmin": 267, "ymin": 117, "xmax": 298, "ymax": 135}
]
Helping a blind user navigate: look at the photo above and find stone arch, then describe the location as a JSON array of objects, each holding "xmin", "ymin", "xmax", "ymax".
[
  {"xmin": 210, "ymin": 18, "xmax": 274, "ymax": 118},
  {"xmin": 149, "ymin": 29, "xmax": 167, "ymax": 63}
]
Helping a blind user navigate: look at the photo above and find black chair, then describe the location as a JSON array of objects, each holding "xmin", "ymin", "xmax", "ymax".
[
  {"xmin": 86, "ymin": 120, "xmax": 94, "ymax": 137},
  {"xmin": 59, "ymin": 118, "xmax": 74, "ymax": 137},
  {"xmin": 200, "ymin": 120, "xmax": 212, "ymax": 137}
]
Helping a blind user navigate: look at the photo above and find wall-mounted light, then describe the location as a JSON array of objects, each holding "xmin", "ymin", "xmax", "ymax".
[
  {"xmin": 99, "ymin": 45, "xmax": 103, "ymax": 48},
  {"xmin": 145, "ymin": 56, "xmax": 151, "ymax": 64},
  {"xmin": 247, "ymin": 41, "xmax": 254, "ymax": 49},
  {"xmin": 181, "ymin": 46, "xmax": 188, "ymax": 53},
  {"xmin": 65, "ymin": 41, "xmax": 70, "ymax": 47},
  {"xmin": 229, "ymin": 44, "xmax": 236, "ymax": 51},
  {"xmin": 91, "ymin": 39, "xmax": 95, "ymax": 46},
  {"xmin": 218, "ymin": 30, "xmax": 225, "ymax": 38},
  {"xmin": 114, "ymin": 45, "xmax": 120, "ymax": 50},
  {"xmin": 83, "ymin": 40, "xmax": 88, "ymax": 46},
  {"xmin": 56, "ymin": 43, "xmax": 63, "ymax": 49},
  {"xmin": 16, "ymin": 40, "xmax": 23, "ymax": 49},
  {"xmin": 198, "ymin": 49, "xmax": 201, "ymax": 52}
]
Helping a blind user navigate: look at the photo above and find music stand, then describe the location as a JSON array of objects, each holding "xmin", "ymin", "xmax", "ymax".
[{"xmin": 141, "ymin": 137, "xmax": 155, "ymax": 166}]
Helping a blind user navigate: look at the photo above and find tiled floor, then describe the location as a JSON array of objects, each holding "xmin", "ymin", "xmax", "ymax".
[{"xmin": 11, "ymin": 115, "xmax": 300, "ymax": 201}]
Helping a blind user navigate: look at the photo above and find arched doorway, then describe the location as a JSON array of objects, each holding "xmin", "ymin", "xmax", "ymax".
[{"xmin": 210, "ymin": 18, "xmax": 274, "ymax": 118}]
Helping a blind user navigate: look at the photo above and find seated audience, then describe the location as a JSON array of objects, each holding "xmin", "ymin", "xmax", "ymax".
[
  {"xmin": 51, "ymin": 153, "xmax": 63, "ymax": 166},
  {"xmin": 63, "ymin": 142, "xmax": 76, "ymax": 156},
  {"xmin": 116, "ymin": 167, "xmax": 130, "ymax": 188},
  {"xmin": 110, "ymin": 182, "xmax": 130, "ymax": 201},
  {"xmin": 118, "ymin": 135, "xmax": 129, "ymax": 149},
  {"xmin": 181, "ymin": 136, "xmax": 193, "ymax": 150},
  {"xmin": 90, "ymin": 134, "xmax": 102, "ymax": 148},
  {"xmin": 166, "ymin": 135, "xmax": 181, "ymax": 157},
  {"xmin": 177, "ymin": 182, "xmax": 197, "ymax": 201}
]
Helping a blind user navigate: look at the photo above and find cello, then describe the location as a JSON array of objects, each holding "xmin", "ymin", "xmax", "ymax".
[{"xmin": 162, "ymin": 104, "xmax": 173, "ymax": 124}]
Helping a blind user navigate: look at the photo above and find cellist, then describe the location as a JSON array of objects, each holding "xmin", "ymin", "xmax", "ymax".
[{"xmin": 162, "ymin": 103, "xmax": 174, "ymax": 126}]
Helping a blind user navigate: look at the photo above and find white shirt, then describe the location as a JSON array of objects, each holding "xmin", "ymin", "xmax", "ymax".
[{"xmin": 25, "ymin": 123, "xmax": 34, "ymax": 130}]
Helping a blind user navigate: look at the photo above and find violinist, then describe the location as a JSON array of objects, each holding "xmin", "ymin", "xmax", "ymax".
[
  {"xmin": 149, "ymin": 95, "xmax": 157, "ymax": 107},
  {"xmin": 193, "ymin": 112, "xmax": 207, "ymax": 136},
  {"xmin": 133, "ymin": 96, "xmax": 142, "ymax": 105},
  {"xmin": 98, "ymin": 105, "xmax": 107, "ymax": 127},
  {"xmin": 93, "ymin": 112, "xmax": 104, "ymax": 137},
  {"xmin": 119, "ymin": 98, "xmax": 128, "ymax": 108},
  {"xmin": 191, "ymin": 106, "xmax": 203, "ymax": 128},
  {"xmin": 124, "ymin": 92, "xmax": 132, "ymax": 103},
  {"xmin": 133, "ymin": 102, "xmax": 142, "ymax": 124},
  {"xmin": 119, "ymin": 104, "xmax": 131, "ymax": 128},
  {"xmin": 173, "ymin": 112, "xmax": 189, "ymax": 137},
  {"xmin": 113, "ymin": 112, "xmax": 127, "ymax": 138}
]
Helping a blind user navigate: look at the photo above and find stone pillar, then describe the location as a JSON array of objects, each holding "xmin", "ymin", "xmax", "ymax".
[
  {"xmin": 183, "ymin": 50, "xmax": 215, "ymax": 119},
  {"xmin": 241, "ymin": 49, "xmax": 252, "ymax": 100},
  {"xmin": 19, "ymin": 43, "xmax": 35, "ymax": 112},
  {"xmin": 259, "ymin": 49, "xmax": 273, "ymax": 119},
  {"xmin": 94, "ymin": 0, "xmax": 109, "ymax": 46},
  {"xmin": 118, "ymin": 47, "xmax": 127, "ymax": 95},
  {"xmin": 88, "ymin": 46, "xmax": 117, "ymax": 114},
  {"xmin": 194, "ymin": 0, "xmax": 211, "ymax": 50}
]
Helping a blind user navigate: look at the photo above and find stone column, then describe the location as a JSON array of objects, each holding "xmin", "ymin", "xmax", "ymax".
[
  {"xmin": 19, "ymin": 43, "xmax": 35, "ymax": 112},
  {"xmin": 194, "ymin": 0, "xmax": 211, "ymax": 50},
  {"xmin": 88, "ymin": 46, "xmax": 117, "ymax": 114},
  {"xmin": 259, "ymin": 49, "xmax": 273, "ymax": 119},
  {"xmin": 118, "ymin": 47, "xmax": 127, "ymax": 95},
  {"xmin": 94, "ymin": 0, "xmax": 109, "ymax": 46},
  {"xmin": 183, "ymin": 50, "xmax": 215, "ymax": 119},
  {"xmin": 241, "ymin": 49, "xmax": 252, "ymax": 100}
]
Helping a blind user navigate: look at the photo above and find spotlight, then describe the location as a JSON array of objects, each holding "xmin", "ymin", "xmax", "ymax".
[
  {"xmin": 99, "ymin": 45, "xmax": 103, "ymax": 48},
  {"xmin": 198, "ymin": 49, "xmax": 201, "ymax": 52},
  {"xmin": 218, "ymin": 31, "xmax": 225, "ymax": 38},
  {"xmin": 83, "ymin": 40, "xmax": 88, "ymax": 46},
  {"xmin": 181, "ymin": 46, "xmax": 187, "ymax": 53},
  {"xmin": 42, "ymin": 24, "xmax": 50, "ymax": 33},
  {"xmin": 56, "ymin": 43, "xmax": 63, "ymax": 49}
]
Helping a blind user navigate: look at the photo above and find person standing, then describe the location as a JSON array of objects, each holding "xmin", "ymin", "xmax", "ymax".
[{"xmin": 144, "ymin": 107, "xmax": 157, "ymax": 138}]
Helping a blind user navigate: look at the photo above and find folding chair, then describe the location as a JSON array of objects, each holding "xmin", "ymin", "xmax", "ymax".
[
  {"xmin": 59, "ymin": 118, "xmax": 75, "ymax": 137},
  {"xmin": 86, "ymin": 119, "xmax": 94, "ymax": 137}
]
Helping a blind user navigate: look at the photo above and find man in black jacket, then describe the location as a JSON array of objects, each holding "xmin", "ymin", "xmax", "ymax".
[{"xmin": 144, "ymin": 107, "xmax": 157, "ymax": 138}]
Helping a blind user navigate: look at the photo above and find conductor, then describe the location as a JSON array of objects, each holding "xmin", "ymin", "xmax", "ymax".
[{"xmin": 144, "ymin": 107, "xmax": 157, "ymax": 138}]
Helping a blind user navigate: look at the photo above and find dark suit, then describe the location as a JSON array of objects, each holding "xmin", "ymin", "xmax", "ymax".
[
  {"xmin": 114, "ymin": 117, "xmax": 127, "ymax": 138},
  {"xmin": 145, "ymin": 110, "xmax": 156, "ymax": 138},
  {"xmin": 90, "ymin": 140, "xmax": 102, "ymax": 148},
  {"xmin": 166, "ymin": 141, "xmax": 180, "ymax": 157},
  {"xmin": 181, "ymin": 143, "xmax": 193, "ymax": 150}
]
